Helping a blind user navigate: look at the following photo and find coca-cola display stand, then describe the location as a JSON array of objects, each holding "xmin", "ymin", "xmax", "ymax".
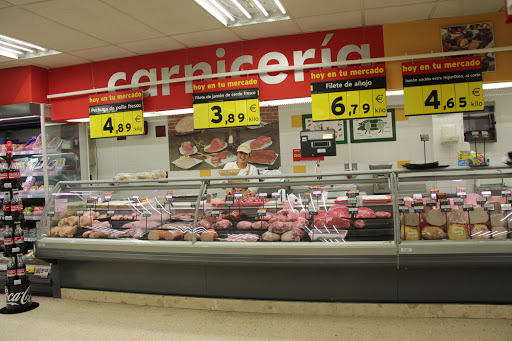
[{"xmin": 1, "ymin": 142, "xmax": 39, "ymax": 314}]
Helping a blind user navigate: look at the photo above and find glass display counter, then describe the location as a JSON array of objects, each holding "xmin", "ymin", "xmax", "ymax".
[{"xmin": 34, "ymin": 167, "xmax": 512, "ymax": 303}]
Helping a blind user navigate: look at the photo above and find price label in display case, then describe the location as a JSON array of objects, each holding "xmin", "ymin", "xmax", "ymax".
[
  {"xmin": 456, "ymin": 186, "xmax": 467, "ymax": 198},
  {"xmin": 399, "ymin": 206, "xmax": 411, "ymax": 213},
  {"xmin": 484, "ymin": 203, "xmax": 495, "ymax": 211},
  {"xmin": 477, "ymin": 198, "xmax": 487, "ymax": 205},
  {"xmin": 482, "ymin": 191, "xmax": 492, "ymax": 197},
  {"xmin": 502, "ymin": 190, "xmax": 511, "ymax": 197},
  {"xmin": 193, "ymin": 76, "xmax": 260, "ymax": 129},
  {"xmin": 89, "ymin": 90, "xmax": 144, "ymax": 139},
  {"xmin": 225, "ymin": 195, "xmax": 234, "ymax": 206},
  {"xmin": 166, "ymin": 191, "xmax": 173, "ymax": 201},
  {"xmin": 501, "ymin": 204, "xmax": 512, "ymax": 211},
  {"xmin": 453, "ymin": 198, "xmax": 464, "ymax": 206},
  {"xmin": 104, "ymin": 192, "xmax": 112, "ymax": 202},
  {"xmin": 211, "ymin": 210, "xmax": 220, "ymax": 218},
  {"xmin": 86, "ymin": 198, "xmax": 95, "ymax": 208},
  {"xmin": 312, "ymin": 185, "xmax": 322, "ymax": 197},
  {"xmin": 258, "ymin": 193, "xmax": 268, "ymax": 200},
  {"xmin": 463, "ymin": 204, "xmax": 474, "ymax": 211},
  {"xmin": 441, "ymin": 204, "xmax": 452, "ymax": 212},
  {"xmin": 413, "ymin": 206, "xmax": 425, "ymax": 213},
  {"xmin": 310, "ymin": 64, "xmax": 387, "ymax": 121},
  {"xmin": 430, "ymin": 188, "xmax": 439, "ymax": 199},
  {"xmin": 437, "ymin": 193, "xmax": 448, "ymax": 200},
  {"xmin": 348, "ymin": 207, "xmax": 359, "ymax": 215},
  {"xmin": 402, "ymin": 56, "xmax": 484, "ymax": 116},
  {"xmin": 76, "ymin": 211, "xmax": 84, "ymax": 217},
  {"xmin": 234, "ymin": 188, "xmax": 243, "ymax": 199},
  {"xmin": 426, "ymin": 200, "xmax": 437, "ymax": 207},
  {"xmin": 257, "ymin": 208, "xmax": 267, "ymax": 216},
  {"xmin": 107, "ymin": 211, "xmax": 115, "ymax": 217}
]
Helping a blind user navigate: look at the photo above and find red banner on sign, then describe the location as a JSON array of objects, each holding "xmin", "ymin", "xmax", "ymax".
[
  {"xmin": 89, "ymin": 89, "xmax": 142, "ymax": 106},
  {"xmin": 401, "ymin": 56, "xmax": 482, "ymax": 76},
  {"xmin": 309, "ymin": 63, "xmax": 386, "ymax": 82},
  {"xmin": 48, "ymin": 26, "xmax": 384, "ymax": 121}
]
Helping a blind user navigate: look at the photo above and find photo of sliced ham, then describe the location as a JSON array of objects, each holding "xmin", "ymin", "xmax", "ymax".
[
  {"xmin": 249, "ymin": 149, "xmax": 278, "ymax": 165},
  {"xmin": 205, "ymin": 138, "xmax": 227, "ymax": 152},
  {"xmin": 180, "ymin": 141, "xmax": 196, "ymax": 155},
  {"xmin": 248, "ymin": 136, "xmax": 272, "ymax": 150}
]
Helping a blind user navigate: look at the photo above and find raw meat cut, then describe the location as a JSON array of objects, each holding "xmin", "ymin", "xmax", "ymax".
[
  {"xmin": 269, "ymin": 215, "xmax": 289, "ymax": 223},
  {"xmin": 181, "ymin": 141, "xmax": 195, "ymax": 155},
  {"xmin": 447, "ymin": 224, "xmax": 468, "ymax": 240},
  {"xmin": 249, "ymin": 150, "xmax": 277, "ymax": 164},
  {"xmin": 295, "ymin": 217, "xmax": 309, "ymax": 226},
  {"xmin": 490, "ymin": 213, "xmax": 506, "ymax": 227},
  {"xmin": 354, "ymin": 207, "xmax": 376, "ymax": 219},
  {"xmin": 325, "ymin": 216, "xmax": 350, "ymax": 229},
  {"xmin": 214, "ymin": 219, "xmax": 232, "ymax": 229},
  {"xmin": 313, "ymin": 217, "xmax": 327, "ymax": 228},
  {"xmin": 404, "ymin": 225, "xmax": 420, "ymax": 240},
  {"xmin": 404, "ymin": 212, "xmax": 421, "ymax": 227},
  {"xmin": 448, "ymin": 209, "xmax": 468, "ymax": 224},
  {"xmin": 468, "ymin": 207, "xmax": 488, "ymax": 224},
  {"xmin": 464, "ymin": 193, "xmax": 482, "ymax": 206},
  {"xmin": 261, "ymin": 231, "xmax": 281, "ymax": 241},
  {"xmin": 268, "ymin": 221, "xmax": 293, "ymax": 234},
  {"xmin": 148, "ymin": 230, "xmax": 166, "ymax": 240},
  {"xmin": 236, "ymin": 221, "xmax": 253, "ymax": 229},
  {"xmin": 375, "ymin": 211, "xmax": 392, "ymax": 219},
  {"xmin": 291, "ymin": 221, "xmax": 308, "ymax": 229},
  {"xmin": 249, "ymin": 136, "xmax": 272, "ymax": 149},
  {"xmin": 328, "ymin": 205, "xmax": 351, "ymax": 219},
  {"xmin": 299, "ymin": 210, "xmax": 311, "ymax": 219},
  {"xmin": 425, "ymin": 209, "xmax": 446, "ymax": 226},
  {"xmin": 471, "ymin": 224, "xmax": 490, "ymax": 239},
  {"xmin": 487, "ymin": 201, "xmax": 503, "ymax": 214},
  {"xmin": 205, "ymin": 138, "xmax": 226, "ymax": 152},
  {"xmin": 163, "ymin": 230, "xmax": 183, "ymax": 240},
  {"xmin": 184, "ymin": 232, "xmax": 199, "ymax": 241},
  {"xmin": 353, "ymin": 220, "xmax": 365, "ymax": 228},
  {"xmin": 197, "ymin": 219, "xmax": 212, "ymax": 228},
  {"xmin": 211, "ymin": 150, "xmax": 230, "ymax": 165},
  {"xmin": 200, "ymin": 230, "xmax": 218, "ymax": 241},
  {"xmin": 491, "ymin": 226, "xmax": 508, "ymax": 239},
  {"xmin": 421, "ymin": 226, "xmax": 446, "ymax": 240},
  {"xmin": 252, "ymin": 221, "xmax": 269, "ymax": 229},
  {"xmin": 281, "ymin": 228, "xmax": 304, "ymax": 242}
]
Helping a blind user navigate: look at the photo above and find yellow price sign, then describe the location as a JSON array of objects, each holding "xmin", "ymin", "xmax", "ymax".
[
  {"xmin": 90, "ymin": 110, "xmax": 144, "ymax": 138},
  {"xmin": 402, "ymin": 56, "xmax": 484, "ymax": 116},
  {"xmin": 193, "ymin": 76, "xmax": 260, "ymax": 129},
  {"xmin": 193, "ymin": 98, "xmax": 259, "ymax": 129},
  {"xmin": 310, "ymin": 64, "xmax": 387, "ymax": 121},
  {"xmin": 89, "ymin": 90, "xmax": 145, "ymax": 139}
]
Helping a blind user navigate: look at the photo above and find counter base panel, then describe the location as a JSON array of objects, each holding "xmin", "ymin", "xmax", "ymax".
[{"xmin": 57, "ymin": 260, "xmax": 398, "ymax": 302}]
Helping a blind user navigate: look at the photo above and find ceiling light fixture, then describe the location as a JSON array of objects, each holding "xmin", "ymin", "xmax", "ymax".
[
  {"xmin": 231, "ymin": 0, "xmax": 252, "ymax": 19},
  {"xmin": 252, "ymin": 0, "xmax": 269, "ymax": 16},
  {"xmin": 210, "ymin": 0, "xmax": 235, "ymax": 21},
  {"xmin": 273, "ymin": 0, "xmax": 286, "ymax": 14},
  {"xmin": 194, "ymin": 0, "xmax": 288, "ymax": 27},
  {"xmin": 0, "ymin": 33, "xmax": 60, "ymax": 60}
]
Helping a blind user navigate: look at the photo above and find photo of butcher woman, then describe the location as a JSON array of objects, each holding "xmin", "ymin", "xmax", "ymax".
[{"xmin": 223, "ymin": 143, "xmax": 259, "ymax": 195}]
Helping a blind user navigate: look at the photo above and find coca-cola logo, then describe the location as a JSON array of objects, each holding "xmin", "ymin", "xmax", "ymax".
[
  {"xmin": 11, "ymin": 204, "xmax": 23, "ymax": 212},
  {"xmin": 5, "ymin": 286, "xmax": 31, "ymax": 307}
]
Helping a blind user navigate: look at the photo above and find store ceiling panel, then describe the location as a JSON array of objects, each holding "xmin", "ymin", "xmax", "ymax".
[
  {"xmin": 118, "ymin": 37, "xmax": 186, "ymax": 55},
  {"xmin": 295, "ymin": 10, "xmax": 363, "ymax": 32},
  {"xmin": 22, "ymin": 0, "xmax": 165, "ymax": 44},
  {"xmin": 69, "ymin": 45, "xmax": 137, "ymax": 62},
  {"xmin": 171, "ymin": 28, "xmax": 241, "ymax": 48},
  {"xmin": 0, "ymin": 0, "xmax": 505, "ymax": 70},
  {"xmin": 365, "ymin": 2, "xmax": 436, "ymax": 26}
]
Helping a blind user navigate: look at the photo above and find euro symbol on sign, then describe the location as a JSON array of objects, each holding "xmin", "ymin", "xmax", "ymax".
[
  {"xmin": 376, "ymin": 94, "xmax": 383, "ymax": 103},
  {"xmin": 250, "ymin": 104, "xmax": 257, "ymax": 112},
  {"xmin": 135, "ymin": 115, "xmax": 141, "ymax": 122},
  {"xmin": 472, "ymin": 88, "xmax": 481, "ymax": 96}
]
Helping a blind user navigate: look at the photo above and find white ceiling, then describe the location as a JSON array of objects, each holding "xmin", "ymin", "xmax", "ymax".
[{"xmin": 0, "ymin": 0, "xmax": 505, "ymax": 70}]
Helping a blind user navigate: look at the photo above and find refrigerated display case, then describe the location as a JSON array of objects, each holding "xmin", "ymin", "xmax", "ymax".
[{"xmin": 35, "ymin": 167, "xmax": 512, "ymax": 303}]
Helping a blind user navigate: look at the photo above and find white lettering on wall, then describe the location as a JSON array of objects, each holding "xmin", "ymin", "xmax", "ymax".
[
  {"xmin": 161, "ymin": 65, "xmax": 180, "ymax": 96},
  {"xmin": 258, "ymin": 51, "xmax": 289, "ymax": 85}
]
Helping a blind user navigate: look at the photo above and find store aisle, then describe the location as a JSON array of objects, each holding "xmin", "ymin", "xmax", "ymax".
[{"xmin": 0, "ymin": 295, "xmax": 511, "ymax": 341}]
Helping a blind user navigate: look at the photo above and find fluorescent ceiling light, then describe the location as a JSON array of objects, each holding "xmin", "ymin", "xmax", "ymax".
[
  {"xmin": 0, "ymin": 115, "xmax": 40, "ymax": 122},
  {"xmin": 252, "ymin": 0, "xmax": 269, "ymax": 16},
  {"xmin": 231, "ymin": 0, "xmax": 251, "ymax": 19},
  {"xmin": 194, "ymin": 0, "xmax": 289, "ymax": 27},
  {"xmin": 210, "ymin": 0, "xmax": 235, "ymax": 21},
  {"xmin": 0, "ymin": 33, "xmax": 60, "ymax": 60},
  {"xmin": 273, "ymin": 0, "xmax": 286, "ymax": 14}
]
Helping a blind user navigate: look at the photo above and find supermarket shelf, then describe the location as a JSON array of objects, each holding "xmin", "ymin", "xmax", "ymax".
[
  {"xmin": 0, "ymin": 237, "xmax": 37, "ymax": 242},
  {"xmin": 0, "ymin": 148, "xmax": 63, "ymax": 156},
  {"xmin": 24, "ymin": 216, "xmax": 42, "ymax": 221},
  {"xmin": 20, "ymin": 193, "xmax": 46, "ymax": 199}
]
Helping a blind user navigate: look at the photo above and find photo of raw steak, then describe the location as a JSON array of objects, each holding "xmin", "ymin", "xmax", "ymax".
[
  {"xmin": 181, "ymin": 141, "xmax": 195, "ymax": 155},
  {"xmin": 211, "ymin": 150, "xmax": 229, "ymax": 165},
  {"xmin": 249, "ymin": 150, "xmax": 278, "ymax": 165},
  {"xmin": 205, "ymin": 138, "xmax": 226, "ymax": 152},
  {"xmin": 249, "ymin": 136, "xmax": 272, "ymax": 150},
  {"xmin": 354, "ymin": 207, "xmax": 376, "ymax": 219}
]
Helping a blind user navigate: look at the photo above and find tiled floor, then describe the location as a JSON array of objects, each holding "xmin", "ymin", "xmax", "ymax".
[{"xmin": 1, "ymin": 295, "xmax": 511, "ymax": 341}]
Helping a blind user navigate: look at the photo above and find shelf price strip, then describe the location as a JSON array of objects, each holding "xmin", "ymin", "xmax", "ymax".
[
  {"xmin": 193, "ymin": 75, "xmax": 260, "ymax": 129},
  {"xmin": 89, "ymin": 89, "xmax": 144, "ymax": 138},
  {"xmin": 309, "ymin": 63, "xmax": 387, "ymax": 121},
  {"xmin": 402, "ymin": 56, "xmax": 484, "ymax": 116}
]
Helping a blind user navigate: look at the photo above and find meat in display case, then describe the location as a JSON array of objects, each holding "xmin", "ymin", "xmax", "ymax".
[
  {"xmin": 37, "ymin": 171, "xmax": 396, "ymax": 244},
  {"xmin": 34, "ymin": 168, "xmax": 512, "ymax": 303}
]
